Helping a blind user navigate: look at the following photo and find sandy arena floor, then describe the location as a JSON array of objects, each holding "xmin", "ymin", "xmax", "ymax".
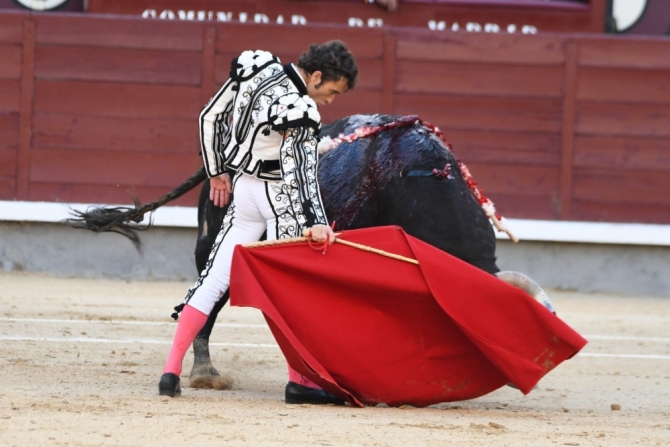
[{"xmin": 0, "ymin": 272, "xmax": 668, "ymax": 447}]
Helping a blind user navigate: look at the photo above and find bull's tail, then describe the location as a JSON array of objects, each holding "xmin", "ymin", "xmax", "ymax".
[{"xmin": 65, "ymin": 167, "xmax": 207, "ymax": 250}]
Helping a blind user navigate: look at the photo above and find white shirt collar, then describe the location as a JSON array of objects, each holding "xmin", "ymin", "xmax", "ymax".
[{"xmin": 291, "ymin": 63, "xmax": 307, "ymax": 86}]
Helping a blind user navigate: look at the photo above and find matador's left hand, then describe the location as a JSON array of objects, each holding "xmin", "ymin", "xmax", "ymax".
[{"xmin": 210, "ymin": 173, "xmax": 232, "ymax": 207}]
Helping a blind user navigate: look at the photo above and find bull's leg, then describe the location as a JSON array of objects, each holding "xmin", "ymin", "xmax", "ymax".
[
  {"xmin": 188, "ymin": 290, "xmax": 232, "ymax": 389},
  {"xmin": 497, "ymin": 271, "xmax": 552, "ymax": 392}
]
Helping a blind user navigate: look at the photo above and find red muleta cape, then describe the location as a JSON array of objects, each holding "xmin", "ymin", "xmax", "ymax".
[{"xmin": 230, "ymin": 226, "xmax": 587, "ymax": 407}]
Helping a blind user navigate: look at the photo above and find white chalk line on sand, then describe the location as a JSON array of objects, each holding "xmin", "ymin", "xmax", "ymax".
[
  {"xmin": 583, "ymin": 334, "xmax": 670, "ymax": 343},
  {"xmin": 2, "ymin": 318, "xmax": 669, "ymax": 343},
  {"xmin": 0, "ymin": 317, "xmax": 266, "ymax": 328},
  {"xmin": 577, "ymin": 353, "xmax": 670, "ymax": 360},
  {"xmin": 1, "ymin": 335, "xmax": 669, "ymax": 360},
  {"xmin": 0, "ymin": 335, "xmax": 277, "ymax": 348}
]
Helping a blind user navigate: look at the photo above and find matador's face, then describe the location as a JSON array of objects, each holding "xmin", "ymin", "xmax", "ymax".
[{"xmin": 304, "ymin": 71, "xmax": 349, "ymax": 107}]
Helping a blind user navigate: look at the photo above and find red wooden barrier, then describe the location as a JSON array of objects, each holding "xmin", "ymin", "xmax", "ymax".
[{"xmin": 1, "ymin": 11, "xmax": 668, "ymax": 224}]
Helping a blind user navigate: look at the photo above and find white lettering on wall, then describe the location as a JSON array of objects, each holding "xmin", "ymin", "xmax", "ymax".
[
  {"xmin": 159, "ymin": 10, "xmax": 175, "ymax": 19},
  {"xmin": 428, "ymin": 20, "xmax": 446, "ymax": 31},
  {"xmin": 255, "ymin": 14, "xmax": 269, "ymax": 24},
  {"xmin": 178, "ymin": 10, "xmax": 195, "ymax": 20},
  {"xmin": 466, "ymin": 22, "xmax": 482, "ymax": 32},
  {"xmin": 140, "ymin": 10, "xmax": 538, "ymax": 34},
  {"xmin": 292, "ymin": 15, "xmax": 307, "ymax": 25},
  {"xmin": 425, "ymin": 21, "xmax": 537, "ymax": 34},
  {"xmin": 484, "ymin": 23, "xmax": 500, "ymax": 33},
  {"xmin": 178, "ymin": 10, "xmax": 196, "ymax": 20},
  {"xmin": 217, "ymin": 12, "xmax": 232, "ymax": 22}
]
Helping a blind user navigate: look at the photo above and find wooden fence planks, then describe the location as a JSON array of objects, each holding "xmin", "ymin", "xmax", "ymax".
[
  {"xmin": 452, "ymin": 147, "xmax": 560, "ymax": 167},
  {"xmin": 395, "ymin": 60, "xmax": 563, "ymax": 98},
  {"xmin": 0, "ymin": 178, "xmax": 14, "ymax": 200},
  {"xmin": 396, "ymin": 33, "xmax": 566, "ymax": 65},
  {"xmin": 0, "ymin": 45, "xmax": 22, "ymax": 79},
  {"xmin": 33, "ymin": 80, "xmax": 202, "ymax": 119},
  {"xmin": 573, "ymin": 136, "xmax": 670, "ymax": 173},
  {"xmin": 31, "ymin": 114, "xmax": 199, "ymax": 154},
  {"xmin": 0, "ymin": 13, "xmax": 26, "ymax": 44},
  {"xmin": 440, "ymin": 130, "xmax": 562, "ymax": 155},
  {"xmin": 570, "ymin": 201, "xmax": 670, "ymax": 224},
  {"xmin": 577, "ymin": 67, "xmax": 670, "ymax": 104},
  {"xmin": 30, "ymin": 148, "xmax": 200, "ymax": 187},
  {"xmin": 1, "ymin": 12, "xmax": 670, "ymax": 224},
  {"xmin": 464, "ymin": 162, "xmax": 561, "ymax": 219},
  {"xmin": 0, "ymin": 113, "xmax": 19, "ymax": 149},
  {"xmin": 35, "ymin": 15, "xmax": 204, "ymax": 51},
  {"xmin": 576, "ymin": 102, "xmax": 670, "ymax": 138},
  {"xmin": 394, "ymin": 95, "xmax": 563, "ymax": 133},
  {"xmin": 482, "ymin": 194, "xmax": 559, "ymax": 220},
  {"xmin": 381, "ymin": 34, "xmax": 396, "ymax": 114},
  {"xmin": 16, "ymin": 19, "xmax": 35, "ymax": 200},
  {"xmin": 559, "ymin": 41, "xmax": 578, "ymax": 220},
  {"xmin": 200, "ymin": 26, "xmax": 216, "ymax": 106},
  {"xmin": 463, "ymin": 163, "xmax": 559, "ymax": 198},
  {"xmin": 0, "ymin": 148, "xmax": 16, "ymax": 178},
  {"xmin": 34, "ymin": 46, "xmax": 203, "ymax": 86},
  {"xmin": 578, "ymin": 38, "xmax": 670, "ymax": 70},
  {"xmin": 215, "ymin": 23, "xmax": 385, "ymax": 60},
  {"xmin": 28, "ymin": 182, "xmax": 200, "ymax": 207},
  {"xmin": 0, "ymin": 80, "xmax": 21, "ymax": 112},
  {"xmin": 573, "ymin": 169, "xmax": 670, "ymax": 205},
  {"xmin": 447, "ymin": 129, "xmax": 562, "ymax": 171}
]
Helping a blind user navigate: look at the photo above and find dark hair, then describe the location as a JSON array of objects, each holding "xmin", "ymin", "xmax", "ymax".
[{"xmin": 297, "ymin": 40, "xmax": 358, "ymax": 90}]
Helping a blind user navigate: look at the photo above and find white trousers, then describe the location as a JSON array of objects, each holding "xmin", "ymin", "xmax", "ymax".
[{"xmin": 184, "ymin": 173, "xmax": 298, "ymax": 315}]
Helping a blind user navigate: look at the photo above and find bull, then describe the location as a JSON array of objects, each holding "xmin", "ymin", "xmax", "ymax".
[
  {"xmin": 68, "ymin": 114, "xmax": 553, "ymax": 389},
  {"xmin": 187, "ymin": 114, "xmax": 553, "ymax": 388}
]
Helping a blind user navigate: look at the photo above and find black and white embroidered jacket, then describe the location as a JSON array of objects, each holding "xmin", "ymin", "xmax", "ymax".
[{"xmin": 199, "ymin": 50, "xmax": 327, "ymax": 229}]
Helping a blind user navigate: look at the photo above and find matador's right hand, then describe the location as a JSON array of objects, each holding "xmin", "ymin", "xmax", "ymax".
[
  {"xmin": 309, "ymin": 224, "xmax": 336, "ymax": 245},
  {"xmin": 210, "ymin": 173, "xmax": 232, "ymax": 207}
]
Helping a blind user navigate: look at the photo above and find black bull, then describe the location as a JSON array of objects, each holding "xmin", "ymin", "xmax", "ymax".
[{"xmin": 187, "ymin": 114, "xmax": 500, "ymax": 387}]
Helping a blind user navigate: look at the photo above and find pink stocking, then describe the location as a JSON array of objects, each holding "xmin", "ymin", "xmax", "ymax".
[
  {"xmin": 288, "ymin": 363, "xmax": 321, "ymax": 389},
  {"xmin": 163, "ymin": 305, "xmax": 209, "ymax": 376}
]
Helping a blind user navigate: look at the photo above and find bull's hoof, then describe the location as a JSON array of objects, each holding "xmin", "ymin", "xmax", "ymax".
[
  {"xmin": 188, "ymin": 366, "xmax": 233, "ymax": 390},
  {"xmin": 506, "ymin": 382, "xmax": 538, "ymax": 391},
  {"xmin": 212, "ymin": 374, "xmax": 234, "ymax": 390}
]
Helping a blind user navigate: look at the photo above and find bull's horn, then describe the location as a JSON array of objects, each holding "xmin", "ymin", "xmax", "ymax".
[{"xmin": 496, "ymin": 271, "xmax": 556, "ymax": 314}]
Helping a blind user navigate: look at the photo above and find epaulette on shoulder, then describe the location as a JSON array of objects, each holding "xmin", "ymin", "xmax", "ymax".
[
  {"xmin": 229, "ymin": 50, "xmax": 280, "ymax": 82},
  {"xmin": 268, "ymin": 93, "xmax": 321, "ymax": 131}
]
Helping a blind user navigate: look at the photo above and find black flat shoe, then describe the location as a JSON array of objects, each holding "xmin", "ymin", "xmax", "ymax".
[
  {"xmin": 285, "ymin": 381, "xmax": 345, "ymax": 405},
  {"xmin": 159, "ymin": 372, "xmax": 181, "ymax": 397}
]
